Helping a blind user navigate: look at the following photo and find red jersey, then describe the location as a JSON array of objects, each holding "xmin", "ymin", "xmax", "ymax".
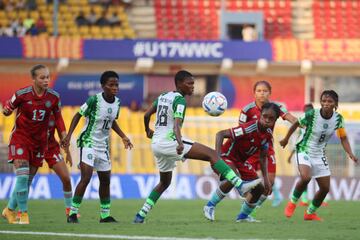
[
  {"xmin": 6, "ymin": 86, "xmax": 64, "ymax": 153},
  {"xmin": 47, "ymin": 112, "xmax": 66, "ymax": 150},
  {"xmin": 239, "ymin": 101, "xmax": 288, "ymax": 128},
  {"xmin": 221, "ymin": 120, "xmax": 273, "ymax": 163}
]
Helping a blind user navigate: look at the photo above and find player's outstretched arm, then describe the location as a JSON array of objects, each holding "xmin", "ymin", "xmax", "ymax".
[
  {"xmin": 61, "ymin": 112, "xmax": 82, "ymax": 148},
  {"xmin": 280, "ymin": 121, "xmax": 300, "ymax": 148},
  {"xmin": 112, "ymin": 121, "xmax": 133, "ymax": 150},
  {"xmin": 284, "ymin": 112, "xmax": 298, "ymax": 124},
  {"xmin": 215, "ymin": 129, "xmax": 231, "ymax": 157},
  {"xmin": 340, "ymin": 135, "xmax": 358, "ymax": 164},
  {"xmin": 144, "ymin": 104, "xmax": 156, "ymax": 139}
]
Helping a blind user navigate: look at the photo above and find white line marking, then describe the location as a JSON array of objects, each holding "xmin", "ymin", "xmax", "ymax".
[{"xmin": 0, "ymin": 230, "xmax": 307, "ymax": 240}]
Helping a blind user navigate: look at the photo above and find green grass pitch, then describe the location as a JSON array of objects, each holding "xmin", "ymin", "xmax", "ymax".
[{"xmin": 0, "ymin": 200, "xmax": 358, "ymax": 240}]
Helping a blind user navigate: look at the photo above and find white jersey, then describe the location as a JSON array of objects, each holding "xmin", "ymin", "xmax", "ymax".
[
  {"xmin": 77, "ymin": 92, "xmax": 121, "ymax": 151},
  {"xmin": 297, "ymin": 109, "xmax": 344, "ymax": 157},
  {"xmin": 152, "ymin": 91, "xmax": 186, "ymax": 144}
]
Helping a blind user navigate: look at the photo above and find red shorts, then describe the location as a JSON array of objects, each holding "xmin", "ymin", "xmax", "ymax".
[
  {"xmin": 8, "ymin": 144, "xmax": 44, "ymax": 167},
  {"xmin": 247, "ymin": 152, "xmax": 276, "ymax": 174},
  {"xmin": 223, "ymin": 157, "xmax": 258, "ymax": 181},
  {"xmin": 44, "ymin": 146, "xmax": 63, "ymax": 168}
]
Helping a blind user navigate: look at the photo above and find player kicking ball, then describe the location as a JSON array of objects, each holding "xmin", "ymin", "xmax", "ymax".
[{"xmin": 133, "ymin": 70, "xmax": 261, "ymax": 223}]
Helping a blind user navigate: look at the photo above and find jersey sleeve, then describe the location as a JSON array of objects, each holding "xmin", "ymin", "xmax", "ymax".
[
  {"xmin": 276, "ymin": 102, "xmax": 289, "ymax": 119},
  {"xmin": 298, "ymin": 109, "xmax": 314, "ymax": 127},
  {"xmin": 172, "ymin": 96, "xmax": 186, "ymax": 119},
  {"xmin": 335, "ymin": 114, "xmax": 346, "ymax": 138},
  {"xmin": 238, "ymin": 110, "xmax": 248, "ymax": 124},
  {"xmin": 229, "ymin": 125, "xmax": 246, "ymax": 140},
  {"xmin": 79, "ymin": 96, "xmax": 96, "ymax": 117},
  {"xmin": 115, "ymin": 99, "xmax": 121, "ymax": 119},
  {"xmin": 7, "ymin": 92, "xmax": 23, "ymax": 110}
]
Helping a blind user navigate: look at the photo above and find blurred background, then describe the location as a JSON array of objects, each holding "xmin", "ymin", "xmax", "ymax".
[{"xmin": 0, "ymin": 0, "xmax": 359, "ymax": 200}]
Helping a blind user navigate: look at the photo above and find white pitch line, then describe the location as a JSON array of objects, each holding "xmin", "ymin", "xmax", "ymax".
[{"xmin": 0, "ymin": 230, "xmax": 306, "ymax": 240}]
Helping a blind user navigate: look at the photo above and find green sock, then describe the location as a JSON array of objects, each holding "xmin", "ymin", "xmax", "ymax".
[
  {"xmin": 70, "ymin": 195, "xmax": 83, "ymax": 215},
  {"xmin": 138, "ymin": 190, "xmax": 161, "ymax": 218},
  {"xmin": 301, "ymin": 189, "xmax": 308, "ymax": 203},
  {"xmin": 63, "ymin": 191, "xmax": 72, "ymax": 208},
  {"xmin": 100, "ymin": 198, "xmax": 111, "ymax": 219},
  {"xmin": 290, "ymin": 189, "xmax": 302, "ymax": 204},
  {"xmin": 213, "ymin": 160, "xmax": 241, "ymax": 187},
  {"xmin": 14, "ymin": 168, "xmax": 30, "ymax": 212},
  {"xmin": 307, "ymin": 199, "xmax": 322, "ymax": 214}
]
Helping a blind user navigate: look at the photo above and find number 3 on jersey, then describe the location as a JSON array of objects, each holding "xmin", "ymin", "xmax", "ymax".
[{"xmin": 32, "ymin": 109, "xmax": 46, "ymax": 121}]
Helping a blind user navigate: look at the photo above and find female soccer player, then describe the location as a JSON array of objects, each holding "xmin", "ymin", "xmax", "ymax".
[
  {"xmin": 133, "ymin": 70, "xmax": 261, "ymax": 223},
  {"xmin": 204, "ymin": 103, "xmax": 280, "ymax": 222},
  {"xmin": 2, "ymin": 64, "xmax": 64, "ymax": 224},
  {"xmin": 63, "ymin": 71, "xmax": 133, "ymax": 223},
  {"xmin": 281, "ymin": 90, "xmax": 358, "ymax": 221}
]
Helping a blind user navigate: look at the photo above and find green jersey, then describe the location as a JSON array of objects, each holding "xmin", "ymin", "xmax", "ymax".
[
  {"xmin": 152, "ymin": 91, "xmax": 186, "ymax": 143},
  {"xmin": 296, "ymin": 109, "xmax": 344, "ymax": 157},
  {"xmin": 77, "ymin": 93, "xmax": 121, "ymax": 151}
]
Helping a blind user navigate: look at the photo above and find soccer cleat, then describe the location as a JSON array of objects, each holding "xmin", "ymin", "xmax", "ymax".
[
  {"xmin": 284, "ymin": 201, "xmax": 297, "ymax": 218},
  {"xmin": 100, "ymin": 216, "xmax": 118, "ymax": 223},
  {"xmin": 66, "ymin": 208, "xmax": 81, "ymax": 218},
  {"xmin": 67, "ymin": 213, "xmax": 79, "ymax": 223},
  {"xmin": 304, "ymin": 211, "xmax": 323, "ymax": 221},
  {"xmin": 203, "ymin": 205, "xmax": 215, "ymax": 221},
  {"xmin": 299, "ymin": 201, "xmax": 309, "ymax": 207},
  {"xmin": 2, "ymin": 207, "xmax": 17, "ymax": 224},
  {"xmin": 133, "ymin": 213, "xmax": 145, "ymax": 223},
  {"xmin": 17, "ymin": 212, "xmax": 29, "ymax": 224},
  {"xmin": 272, "ymin": 196, "xmax": 283, "ymax": 207},
  {"xmin": 236, "ymin": 214, "xmax": 261, "ymax": 223},
  {"xmin": 236, "ymin": 178, "xmax": 262, "ymax": 196}
]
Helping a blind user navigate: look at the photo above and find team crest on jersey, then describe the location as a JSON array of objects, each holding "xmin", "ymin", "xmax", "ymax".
[
  {"xmin": 16, "ymin": 148, "xmax": 24, "ymax": 155},
  {"xmin": 107, "ymin": 108, "xmax": 112, "ymax": 114},
  {"xmin": 323, "ymin": 123, "xmax": 328, "ymax": 129},
  {"xmin": 45, "ymin": 101, "xmax": 52, "ymax": 108},
  {"xmin": 87, "ymin": 154, "xmax": 93, "ymax": 160},
  {"xmin": 49, "ymin": 120, "xmax": 55, "ymax": 127}
]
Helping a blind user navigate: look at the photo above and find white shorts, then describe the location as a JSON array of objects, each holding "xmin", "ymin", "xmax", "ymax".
[
  {"xmin": 296, "ymin": 151, "xmax": 331, "ymax": 178},
  {"xmin": 80, "ymin": 147, "xmax": 111, "ymax": 172},
  {"xmin": 151, "ymin": 138, "xmax": 194, "ymax": 172}
]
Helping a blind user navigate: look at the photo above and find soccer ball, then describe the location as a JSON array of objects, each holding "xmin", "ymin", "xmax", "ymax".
[{"xmin": 202, "ymin": 92, "xmax": 228, "ymax": 116}]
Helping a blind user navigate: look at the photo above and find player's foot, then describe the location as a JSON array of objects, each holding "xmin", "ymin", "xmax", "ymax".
[
  {"xmin": 17, "ymin": 212, "xmax": 29, "ymax": 224},
  {"xmin": 272, "ymin": 196, "xmax": 283, "ymax": 207},
  {"xmin": 133, "ymin": 213, "xmax": 145, "ymax": 223},
  {"xmin": 236, "ymin": 178, "xmax": 262, "ymax": 196},
  {"xmin": 304, "ymin": 211, "xmax": 323, "ymax": 221},
  {"xmin": 67, "ymin": 213, "xmax": 79, "ymax": 223},
  {"xmin": 284, "ymin": 201, "xmax": 297, "ymax": 218},
  {"xmin": 321, "ymin": 202, "xmax": 329, "ymax": 207},
  {"xmin": 236, "ymin": 214, "xmax": 261, "ymax": 223},
  {"xmin": 100, "ymin": 216, "xmax": 118, "ymax": 223},
  {"xmin": 2, "ymin": 207, "xmax": 17, "ymax": 224},
  {"xmin": 66, "ymin": 208, "xmax": 81, "ymax": 218},
  {"xmin": 299, "ymin": 201, "xmax": 309, "ymax": 207},
  {"xmin": 203, "ymin": 205, "xmax": 215, "ymax": 221}
]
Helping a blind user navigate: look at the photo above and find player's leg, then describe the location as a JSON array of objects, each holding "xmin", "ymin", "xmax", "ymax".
[
  {"xmin": 51, "ymin": 159, "xmax": 72, "ymax": 216},
  {"xmin": 304, "ymin": 175, "xmax": 329, "ymax": 221},
  {"xmin": 97, "ymin": 170, "xmax": 117, "ymax": 223},
  {"xmin": 185, "ymin": 142, "xmax": 261, "ymax": 195},
  {"xmin": 134, "ymin": 171, "xmax": 172, "ymax": 223},
  {"xmin": 299, "ymin": 186, "xmax": 309, "ymax": 206},
  {"xmin": 68, "ymin": 162, "xmax": 93, "ymax": 223},
  {"xmin": 285, "ymin": 159, "xmax": 312, "ymax": 218}
]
